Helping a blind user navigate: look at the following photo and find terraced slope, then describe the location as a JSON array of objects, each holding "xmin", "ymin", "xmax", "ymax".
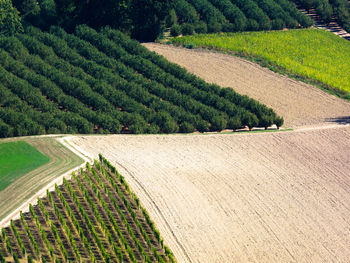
[
  {"xmin": 68, "ymin": 125, "xmax": 350, "ymax": 263},
  {"xmin": 0, "ymin": 158, "xmax": 175, "ymax": 262}
]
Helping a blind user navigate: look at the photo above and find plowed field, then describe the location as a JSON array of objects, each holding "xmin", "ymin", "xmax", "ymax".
[
  {"xmin": 144, "ymin": 43, "xmax": 350, "ymax": 129},
  {"xmin": 68, "ymin": 125, "xmax": 350, "ymax": 262}
]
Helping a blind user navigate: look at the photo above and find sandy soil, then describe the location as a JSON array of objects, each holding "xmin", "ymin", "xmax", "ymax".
[
  {"xmin": 69, "ymin": 125, "xmax": 350, "ymax": 263},
  {"xmin": 143, "ymin": 43, "xmax": 350, "ymax": 128}
]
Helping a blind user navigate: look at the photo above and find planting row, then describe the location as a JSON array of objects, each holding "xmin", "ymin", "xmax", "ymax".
[
  {"xmin": 0, "ymin": 25, "xmax": 283, "ymax": 138},
  {"xmin": 0, "ymin": 156, "xmax": 175, "ymax": 262},
  {"xmin": 168, "ymin": 0, "xmax": 314, "ymax": 36}
]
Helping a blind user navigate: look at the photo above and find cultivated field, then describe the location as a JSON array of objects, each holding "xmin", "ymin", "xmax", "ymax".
[
  {"xmin": 0, "ymin": 141, "xmax": 49, "ymax": 191},
  {"xmin": 0, "ymin": 137, "xmax": 84, "ymax": 227},
  {"xmin": 169, "ymin": 29, "xmax": 350, "ymax": 93},
  {"xmin": 144, "ymin": 42, "xmax": 350, "ymax": 128},
  {"xmin": 69, "ymin": 125, "xmax": 350, "ymax": 263},
  {"xmin": 0, "ymin": 159, "xmax": 175, "ymax": 262}
]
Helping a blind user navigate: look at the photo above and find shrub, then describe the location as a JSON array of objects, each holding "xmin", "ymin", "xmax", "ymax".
[
  {"xmin": 208, "ymin": 21, "xmax": 222, "ymax": 33},
  {"xmin": 274, "ymin": 116, "xmax": 284, "ymax": 129},
  {"xmin": 210, "ymin": 116, "xmax": 227, "ymax": 131},
  {"xmin": 181, "ymin": 23, "xmax": 195, "ymax": 35},
  {"xmin": 170, "ymin": 24, "xmax": 181, "ymax": 37},
  {"xmin": 166, "ymin": 9, "xmax": 178, "ymax": 27},
  {"xmin": 272, "ymin": 19, "xmax": 285, "ymax": 30},
  {"xmin": 180, "ymin": 122, "xmax": 195, "ymax": 133},
  {"xmin": 228, "ymin": 117, "xmax": 242, "ymax": 130},
  {"xmin": 194, "ymin": 21, "xmax": 207, "ymax": 33}
]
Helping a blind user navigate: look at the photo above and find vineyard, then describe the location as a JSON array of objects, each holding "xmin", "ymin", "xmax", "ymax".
[
  {"xmin": 170, "ymin": 28, "xmax": 350, "ymax": 95},
  {"xmin": 0, "ymin": 155, "xmax": 175, "ymax": 262},
  {"xmin": 169, "ymin": 0, "xmax": 314, "ymax": 36},
  {"xmin": 0, "ymin": 25, "xmax": 283, "ymax": 138}
]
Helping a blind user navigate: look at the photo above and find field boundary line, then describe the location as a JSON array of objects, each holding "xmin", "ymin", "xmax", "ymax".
[{"xmin": 0, "ymin": 137, "xmax": 89, "ymax": 229}]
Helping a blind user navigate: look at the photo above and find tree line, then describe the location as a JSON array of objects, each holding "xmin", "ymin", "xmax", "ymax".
[
  {"xmin": 0, "ymin": 25, "xmax": 283, "ymax": 138},
  {"xmin": 297, "ymin": 0, "xmax": 350, "ymax": 32},
  {"xmin": 169, "ymin": 0, "xmax": 314, "ymax": 36}
]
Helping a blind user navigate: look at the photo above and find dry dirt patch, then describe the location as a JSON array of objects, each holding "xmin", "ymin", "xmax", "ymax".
[
  {"xmin": 69, "ymin": 125, "xmax": 350, "ymax": 263},
  {"xmin": 143, "ymin": 43, "xmax": 350, "ymax": 129}
]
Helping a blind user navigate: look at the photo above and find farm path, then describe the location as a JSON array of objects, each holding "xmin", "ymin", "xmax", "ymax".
[
  {"xmin": 0, "ymin": 136, "xmax": 86, "ymax": 229},
  {"xmin": 143, "ymin": 43, "xmax": 350, "ymax": 129},
  {"xmin": 69, "ymin": 124, "xmax": 350, "ymax": 263}
]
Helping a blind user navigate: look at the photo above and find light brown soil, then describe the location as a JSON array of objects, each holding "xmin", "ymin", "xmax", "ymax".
[
  {"xmin": 69, "ymin": 125, "xmax": 350, "ymax": 263},
  {"xmin": 143, "ymin": 43, "xmax": 350, "ymax": 128}
]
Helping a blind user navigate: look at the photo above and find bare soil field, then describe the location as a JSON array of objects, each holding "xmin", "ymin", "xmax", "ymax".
[
  {"xmin": 0, "ymin": 136, "xmax": 85, "ymax": 228},
  {"xmin": 69, "ymin": 125, "xmax": 350, "ymax": 263},
  {"xmin": 144, "ymin": 43, "xmax": 350, "ymax": 129}
]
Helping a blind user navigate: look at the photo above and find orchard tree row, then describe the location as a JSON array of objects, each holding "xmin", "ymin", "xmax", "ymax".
[
  {"xmin": 0, "ymin": 25, "xmax": 283, "ymax": 138},
  {"xmin": 297, "ymin": 0, "xmax": 350, "ymax": 32},
  {"xmin": 169, "ymin": 0, "xmax": 314, "ymax": 36},
  {"xmin": 2, "ymin": 0, "xmax": 314, "ymax": 40}
]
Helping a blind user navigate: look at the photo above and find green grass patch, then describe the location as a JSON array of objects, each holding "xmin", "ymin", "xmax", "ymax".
[
  {"xmin": 170, "ymin": 28, "xmax": 350, "ymax": 98},
  {"xmin": 0, "ymin": 141, "xmax": 50, "ymax": 191}
]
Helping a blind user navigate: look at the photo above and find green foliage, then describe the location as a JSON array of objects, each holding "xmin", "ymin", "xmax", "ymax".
[
  {"xmin": 0, "ymin": 25, "xmax": 282, "ymax": 136},
  {"xmin": 169, "ymin": 0, "xmax": 312, "ymax": 36},
  {"xmin": 0, "ymin": 141, "xmax": 50, "ymax": 191},
  {"xmin": 130, "ymin": 0, "xmax": 176, "ymax": 41},
  {"xmin": 170, "ymin": 24, "xmax": 181, "ymax": 36},
  {"xmin": 181, "ymin": 23, "xmax": 194, "ymax": 35},
  {"xmin": 0, "ymin": 0, "xmax": 23, "ymax": 36},
  {"xmin": 166, "ymin": 9, "xmax": 178, "ymax": 27},
  {"xmin": 171, "ymin": 29, "xmax": 350, "ymax": 94},
  {"xmin": 298, "ymin": 0, "xmax": 350, "ymax": 32}
]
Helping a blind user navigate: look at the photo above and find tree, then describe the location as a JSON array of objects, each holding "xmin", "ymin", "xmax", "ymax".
[
  {"xmin": 130, "ymin": 0, "xmax": 176, "ymax": 41},
  {"xmin": 181, "ymin": 23, "xmax": 194, "ymax": 35},
  {"xmin": 274, "ymin": 116, "xmax": 284, "ymax": 129},
  {"xmin": 13, "ymin": 0, "xmax": 40, "ymax": 18},
  {"xmin": 170, "ymin": 24, "xmax": 181, "ymax": 36},
  {"xmin": 0, "ymin": 0, "xmax": 23, "ymax": 36},
  {"xmin": 75, "ymin": 0, "xmax": 131, "ymax": 32}
]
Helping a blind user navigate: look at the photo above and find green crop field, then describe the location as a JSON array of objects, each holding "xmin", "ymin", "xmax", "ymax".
[
  {"xmin": 170, "ymin": 29, "xmax": 350, "ymax": 95},
  {"xmin": 0, "ymin": 141, "xmax": 50, "ymax": 191}
]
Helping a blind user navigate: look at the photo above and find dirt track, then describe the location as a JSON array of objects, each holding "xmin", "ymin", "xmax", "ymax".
[
  {"xmin": 0, "ymin": 136, "xmax": 85, "ymax": 228},
  {"xmin": 69, "ymin": 125, "xmax": 350, "ymax": 263},
  {"xmin": 144, "ymin": 43, "xmax": 350, "ymax": 128}
]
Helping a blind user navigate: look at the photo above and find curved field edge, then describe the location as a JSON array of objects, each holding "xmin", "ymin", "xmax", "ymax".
[
  {"xmin": 168, "ymin": 28, "xmax": 350, "ymax": 100},
  {"xmin": 0, "ymin": 157, "xmax": 176, "ymax": 262},
  {"xmin": 0, "ymin": 25, "xmax": 283, "ymax": 138},
  {"xmin": 0, "ymin": 136, "xmax": 85, "ymax": 227},
  {"xmin": 0, "ymin": 141, "xmax": 50, "ymax": 191},
  {"xmin": 143, "ymin": 43, "xmax": 350, "ymax": 129},
  {"xmin": 68, "ymin": 126, "xmax": 350, "ymax": 262}
]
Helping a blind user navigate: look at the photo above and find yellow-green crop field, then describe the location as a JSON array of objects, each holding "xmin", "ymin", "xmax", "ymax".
[{"xmin": 170, "ymin": 29, "xmax": 350, "ymax": 94}]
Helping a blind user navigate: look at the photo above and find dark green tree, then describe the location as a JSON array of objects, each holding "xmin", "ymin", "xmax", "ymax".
[
  {"xmin": 130, "ymin": 0, "xmax": 176, "ymax": 41},
  {"xmin": 0, "ymin": 0, "xmax": 23, "ymax": 35}
]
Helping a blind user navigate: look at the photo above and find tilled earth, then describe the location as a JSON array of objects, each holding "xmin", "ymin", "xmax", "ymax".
[
  {"xmin": 144, "ymin": 43, "xmax": 350, "ymax": 129},
  {"xmin": 69, "ymin": 125, "xmax": 350, "ymax": 263}
]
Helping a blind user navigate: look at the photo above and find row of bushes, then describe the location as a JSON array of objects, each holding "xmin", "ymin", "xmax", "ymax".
[
  {"xmin": 0, "ymin": 25, "xmax": 284, "ymax": 138},
  {"xmin": 298, "ymin": 0, "xmax": 350, "ymax": 31},
  {"xmin": 168, "ymin": 0, "xmax": 313, "ymax": 35}
]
